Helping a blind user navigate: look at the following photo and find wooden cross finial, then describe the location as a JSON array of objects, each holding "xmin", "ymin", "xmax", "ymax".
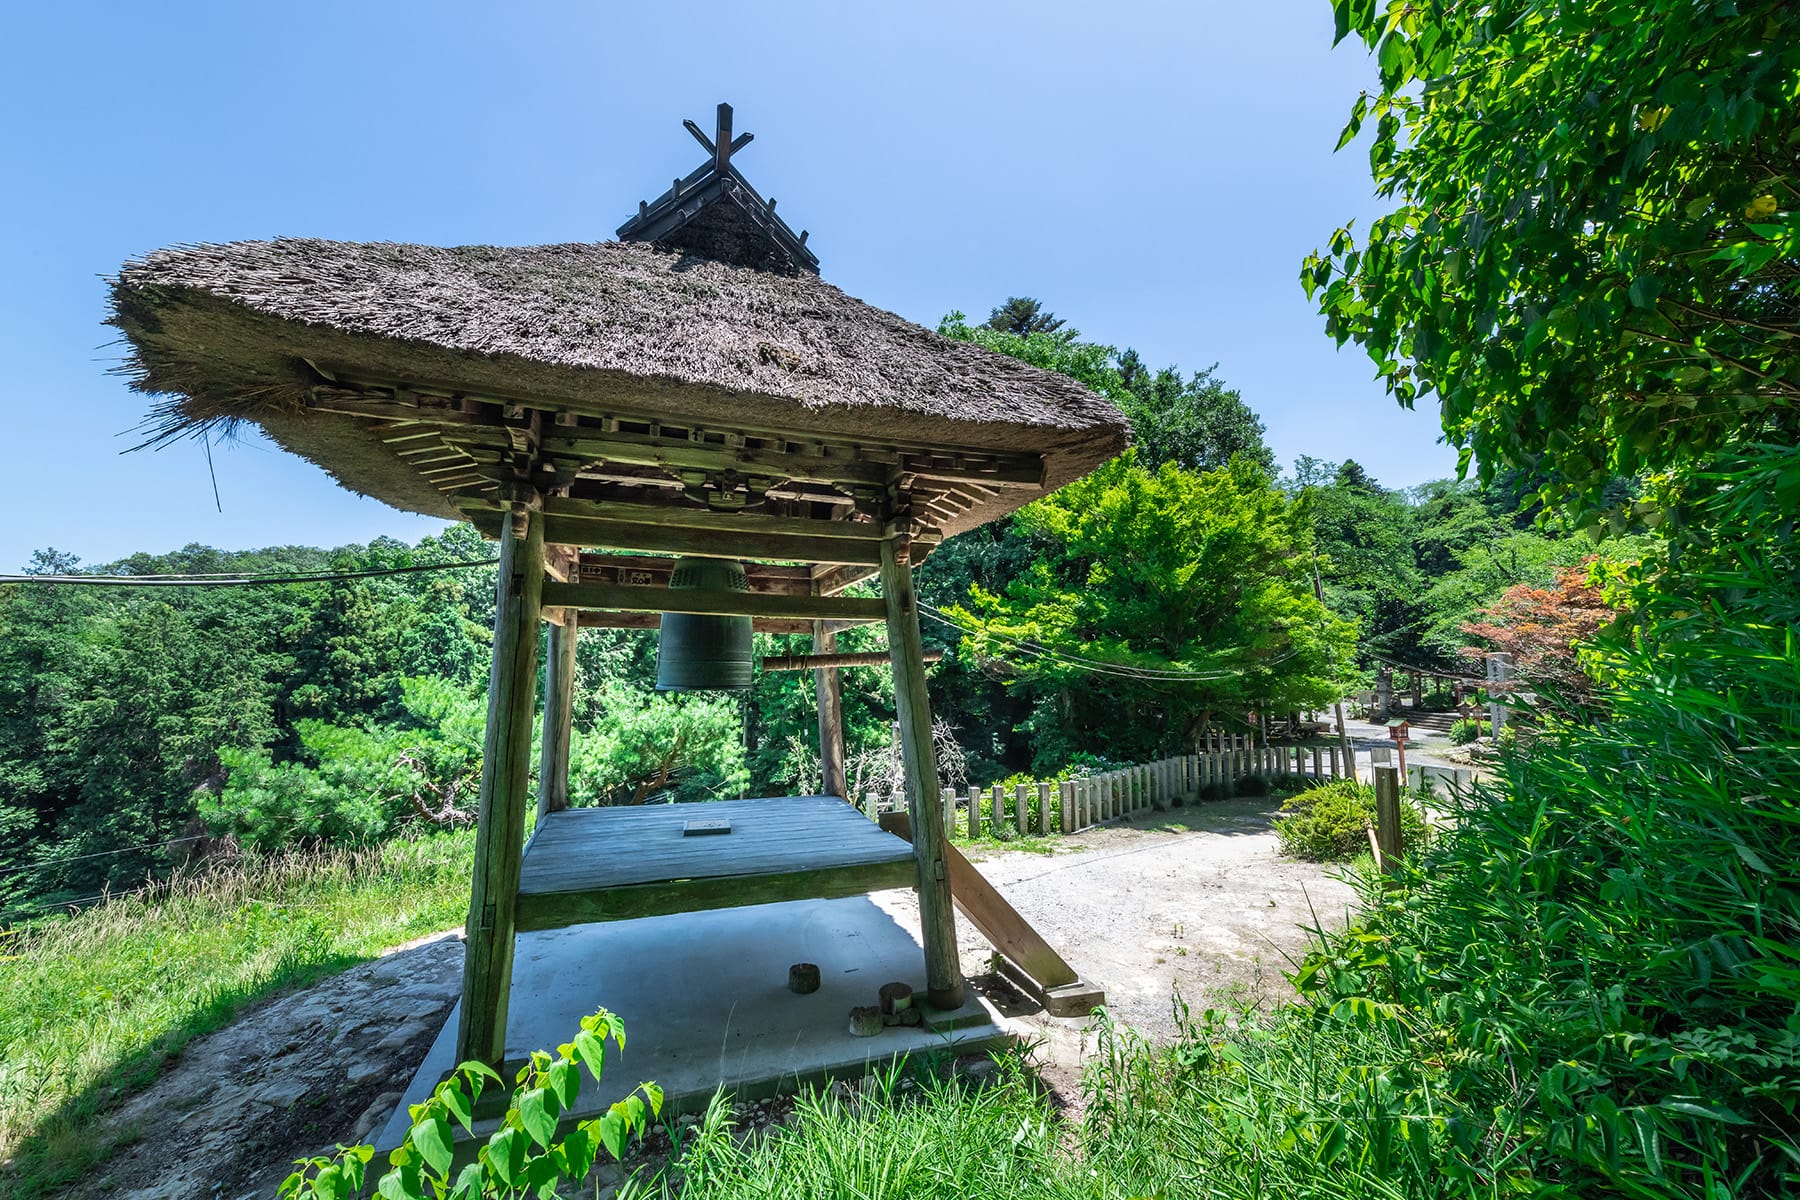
[{"xmin": 682, "ymin": 101, "xmax": 755, "ymax": 177}]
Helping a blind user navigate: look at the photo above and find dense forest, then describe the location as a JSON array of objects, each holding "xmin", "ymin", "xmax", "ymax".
[{"xmin": 0, "ymin": 302, "xmax": 1633, "ymax": 919}]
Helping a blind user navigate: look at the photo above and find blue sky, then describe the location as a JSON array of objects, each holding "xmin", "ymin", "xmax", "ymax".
[{"xmin": 0, "ymin": 1, "xmax": 1453, "ymax": 572}]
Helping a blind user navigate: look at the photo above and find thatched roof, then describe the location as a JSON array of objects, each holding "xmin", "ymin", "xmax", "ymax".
[{"xmin": 107, "ymin": 237, "xmax": 1129, "ymax": 546}]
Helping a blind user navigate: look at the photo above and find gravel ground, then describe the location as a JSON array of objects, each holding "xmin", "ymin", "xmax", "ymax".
[{"xmin": 874, "ymin": 798, "xmax": 1360, "ymax": 1099}]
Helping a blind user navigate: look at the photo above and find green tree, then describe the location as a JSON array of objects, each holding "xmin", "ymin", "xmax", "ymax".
[
  {"xmin": 1288, "ymin": 457, "xmax": 1420, "ymax": 661},
  {"xmin": 1114, "ymin": 355, "xmax": 1275, "ymax": 475},
  {"xmin": 937, "ymin": 313, "xmax": 1274, "ymax": 474},
  {"xmin": 984, "ymin": 296, "xmax": 1073, "ymax": 339},
  {"xmin": 949, "ymin": 454, "xmax": 1358, "ymax": 772},
  {"xmin": 570, "ymin": 685, "xmax": 749, "ymax": 805},
  {"xmin": 1305, "ymin": 0, "xmax": 1800, "ymax": 520}
]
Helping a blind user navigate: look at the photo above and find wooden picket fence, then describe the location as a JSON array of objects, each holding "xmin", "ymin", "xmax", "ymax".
[{"xmin": 855, "ymin": 732, "xmax": 1355, "ymax": 839}]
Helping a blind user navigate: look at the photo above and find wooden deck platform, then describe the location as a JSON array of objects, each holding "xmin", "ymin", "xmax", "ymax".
[{"xmin": 515, "ymin": 796, "xmax": 918, "ymax": 932}]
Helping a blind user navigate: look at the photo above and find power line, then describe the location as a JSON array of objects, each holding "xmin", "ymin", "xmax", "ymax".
[
  {"xmin": 8, "ymin": 834, "xmax": 209, "ymax": 873},
  {"xmin": 0, "ymin": 559, "xmax": 500, "ymax": 588}
]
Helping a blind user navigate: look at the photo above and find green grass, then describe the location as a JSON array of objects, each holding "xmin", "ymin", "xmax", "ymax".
[
  {"xmin": 612, "ymin": 1003, "xmax": 1459, "ymax": 1200},
  {"xmin": 0, "ymin": 832, "xmax": 473, "ymax": 1199},
  {"xmin": 642, "ymin": 1057, "xmax": 1083, "ymax": 1199}
]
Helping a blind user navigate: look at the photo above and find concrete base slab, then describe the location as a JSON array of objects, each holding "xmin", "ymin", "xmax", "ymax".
[{"xmin": 375, "ymin": 896, "xmax": 1008, "ymax": 1149}]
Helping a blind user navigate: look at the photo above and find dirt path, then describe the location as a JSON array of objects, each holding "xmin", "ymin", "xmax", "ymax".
[
  {"xmin": 79, "ymin": 799, "xmax": 1357, "ymax": 1199},
  {"xmin": 874, "ymin": 798, "xmax": 1359, "ymax": 1098}
]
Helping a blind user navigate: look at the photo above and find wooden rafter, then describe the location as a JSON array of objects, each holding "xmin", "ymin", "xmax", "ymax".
[
  {"xmin": 305, "ymin": 380, "xmax": 1046, "ymax": 490},
  {"xmin": 541, "ymin": 580, "xmax": 884, "ymax": 622},
  {"xmin": 573, "ymin": 611, "xmax": 871, "ymax": 634}
]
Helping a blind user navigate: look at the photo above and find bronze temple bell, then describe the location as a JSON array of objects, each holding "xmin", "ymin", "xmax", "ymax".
[{"xmin": 654, "ymin": 557, "xmax": 754, "ymax": 691}]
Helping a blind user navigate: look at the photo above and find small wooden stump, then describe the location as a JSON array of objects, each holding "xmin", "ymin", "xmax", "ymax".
[
  {"xmin": 883, "ymin": 1006, "xmax": 923, "ymax": 1027},
  {"xmin": 788, "ymin": 963, "xmax": 821, "ymax": 994},
  {"xmin": 877, "ymin": 981, "xmax": 914, "ymax": 1015},
  {"xmin": 847, "ymin": 1005, "xmax": 883, "ymax": 1037}
]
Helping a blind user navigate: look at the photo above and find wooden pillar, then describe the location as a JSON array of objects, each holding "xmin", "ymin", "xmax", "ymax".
[
  {"xmin": 536, "ymin": 613, "xmax": 577, "ymax": 822},
  {"xmin": 880, "ymin": 537, "xmax": 964, "ymax": 1010},
  {"xmin": 812, "ymin": 620, "xmax": 847, "ymax": 799},
  {"xmin": 1037, "ymin": 781, "xmax": 1052, "ymax": 834},
  {"xmin": 457, "ymin": 504, "xmax": 545, "ymax": 1068},
  {"xmin": 967, "ymin": 784, "xmax": 982, "ymax": 839},
  {"xmin": 1373, "ymin": 765, "xmax": 1404, "ymax": 877},
  {"xmin": 1015, "ymin": 783, "xmax": 1029, "ymax": 836}
]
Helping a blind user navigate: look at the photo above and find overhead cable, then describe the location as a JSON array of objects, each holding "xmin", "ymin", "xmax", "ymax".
[{"xmin": 0, "ymin": 559, "xmax": 500, "ymax": 588}]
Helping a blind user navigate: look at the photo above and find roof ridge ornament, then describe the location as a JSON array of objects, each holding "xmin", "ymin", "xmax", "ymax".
[{"xmin": 617, "ymin": 102, "xmax": 820, "ymax": 276}]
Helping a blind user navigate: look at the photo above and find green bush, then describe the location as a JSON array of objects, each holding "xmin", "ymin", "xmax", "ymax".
[
  {"xmin": 1232, "ymin": 774, "xmax": 1272, "ymax": 797},
  {"xmin": 1264, "ymin": 771, "xmax": 1312, "ymax": 798},
  {"xmin": 1274, "ymin": 779, "xmax": 1427, "ymax": 862},
  {"xmin": 1447, "ymin": 717, "xmax": 1482, "ymax": 744},
  {"xmin": 1196, "ymin": 781, "xmax": 1231, "ymax": 803},
  {"xmin": 1281, "ymin": 448, "xmax": 1800, "ymax": 1193},
  {"xmin": 202, "ymin": 676, "xmax": 484, "ymax": 850}
]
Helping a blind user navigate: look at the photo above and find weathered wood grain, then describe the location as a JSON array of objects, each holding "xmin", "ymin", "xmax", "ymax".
[
  {"xmin": 537, "ymin": 617, "xmax": 577, "ymax": 820},
  {"xmin": 881, "ymin": 537, "xmax": 964, "ymax": 1010},
  {"xmin": 457, "ymin": 506, "xmax": 545, "ymax": 1067}
]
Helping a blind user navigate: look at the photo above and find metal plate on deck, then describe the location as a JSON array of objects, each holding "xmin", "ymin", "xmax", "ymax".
[{"xmin": 683, "ymin": 818, "xmax": 732, "ymax": 836}]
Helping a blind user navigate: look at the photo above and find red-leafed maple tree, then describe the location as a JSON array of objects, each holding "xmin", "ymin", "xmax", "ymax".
[{"xmin": 1461, "ymin": 564, "xmax": 1615, "ymax": 710}]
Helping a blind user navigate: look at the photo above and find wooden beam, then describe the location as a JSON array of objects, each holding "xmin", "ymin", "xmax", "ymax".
[
  {"xmin": 467, "ymin": 508, "xmax": 884, "ymax": 564},
  {"xmin": 879, "ymin": 811, "xmax": 1101, "ymax": 1016},
  {"xmin": 576, "ymin": 553, "xmax": 815, "ymax": 595},
  {"xmin": 532, "ymin": 496, "xmax": 884, "ymax": 543},
  {"xmin": 526, "ymin": 431, "xmax": 896, "ymax": 488},
  {"xmin": 573, "ymin": 610, "xmax": 869, "ymax": 634},
  {"xmin": 813, "ymin": 619, "xmax": 847, "ymax": 800},
  {"xmin": 514, "ymin": 859, "xmax": 916, "ymax": 931},
  {"xmin": 457, "ymin": 505, "xmax": 545, "ymax": 1067},
  {"xmin": 810, "ymin": 564, "xmax": 879, "ymax": 596},
  {"xmin": 881, "ymin": 537, "xmax": 965, "ymax": 1011},
  {"xmin": 542, "ymin": 580, "xmax": 885, "ymax": 622},
  {"xmin": 537, "ymin": 618, "xmax": 577, "ymax": 820},
  {"xmin": 543, "ymin": 545, "xmax": 578, "ymax": 584},
  {"xmin": 1373, "ymin": 766, "xmax": 1404, "ymax": 879},
  {"xmin": 309, "ymin": 375, "xmax": 1046, "ymax": 489},
  {"xmin": 765, "ymin": 649, "xmax": 944, "ymax": 671}
]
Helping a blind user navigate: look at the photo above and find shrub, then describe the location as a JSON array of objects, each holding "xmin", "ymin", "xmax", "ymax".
[
  {"xmin": 1274, "ymin": 779, "xmax": 1427, "ymax": 862},
  {"xmin": 1196, "ymin": 782, "xmax": 1231, "ymax": 803},
  {"xmin": 1448, "ymin": 718, "xmax": 1482, "ymax": 744},
  {"xmin": 1232, "ymin": 774, "xmax": 1271, "ymax": 797},
  {"xmin": 1264, "ymin": 772, "xmax": 1311, "ymax": 799}
]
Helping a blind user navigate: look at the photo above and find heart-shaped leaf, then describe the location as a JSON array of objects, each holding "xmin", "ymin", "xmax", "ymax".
[
  {"xmin": 547, "ymin": 1059, "xmax": 580, "ymax": 1109},
  {"xmin": 410, "ymin": 1116, "xmax": 454, "ymax": 1176},
  {"xmin": 518, "ymin": 1088, "xmax": 557, "ymax": 1148},
  {"xmin": 598, "ymin": 1111, "xmax": 627, "ymax": 1162}
]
